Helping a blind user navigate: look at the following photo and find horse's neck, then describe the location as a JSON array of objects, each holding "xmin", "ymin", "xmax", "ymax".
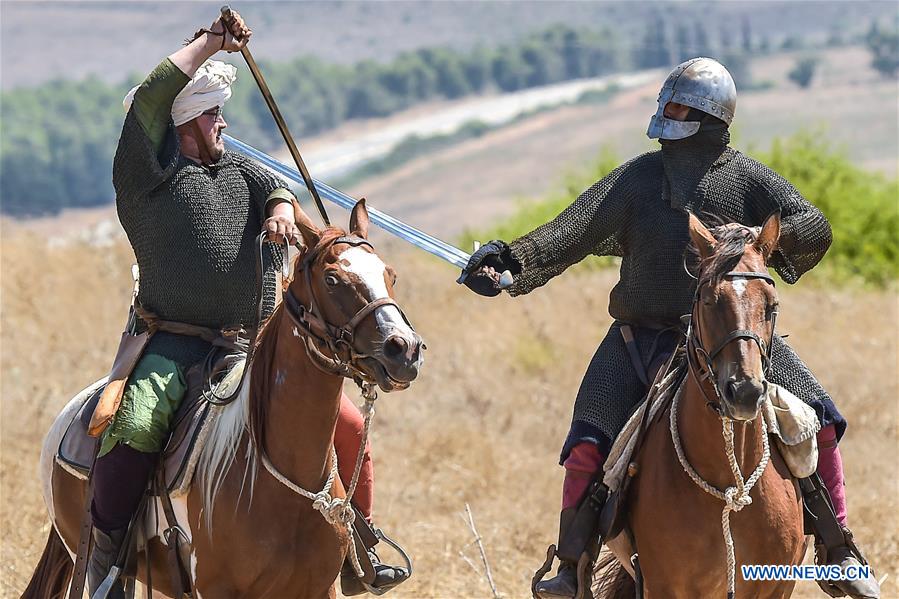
[
  {"xmin": 261, "ymin": 313, "xmax": 344, "ymax": 490},
  {"xmin": 678, "ymin": 375, "xmax": 767, "ymax": 490}
]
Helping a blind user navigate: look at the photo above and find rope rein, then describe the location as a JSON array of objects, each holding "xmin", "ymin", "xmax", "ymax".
[
  {"xmin": 669, "ymin": 387, "xmax": 771, "ymax": 599},
  {"xmin": 251, "ymin": 233, "xmax": 409, "ymax": 578},
  {"xmin": 259, "ymin": 382, "xmax": 378, "ymax": 578}
]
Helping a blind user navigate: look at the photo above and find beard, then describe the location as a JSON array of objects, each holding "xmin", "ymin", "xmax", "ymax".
[{"xmin": 204, "ymin": 129, "xmax": 225, "ymax": 163}]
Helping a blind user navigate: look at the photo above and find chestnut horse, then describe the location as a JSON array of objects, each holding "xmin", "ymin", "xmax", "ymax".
[
  {"xmin": 24, "ymin": 199, "xmax": 424, "ymax": 598},
  {"xmin": 601, "ymin": 213, "xmax": 806, "ymax": 599}
]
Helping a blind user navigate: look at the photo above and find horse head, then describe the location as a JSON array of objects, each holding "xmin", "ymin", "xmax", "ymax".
[
  {"xmin": 288, "ymin": 198, "xmax": 424, "ymax": 392},
  {"xmin": 687, "ymin": 211, "xmax": 781, "ymax": 421}
]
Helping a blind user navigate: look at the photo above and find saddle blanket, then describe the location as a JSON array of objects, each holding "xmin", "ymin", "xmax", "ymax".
[
  {"xmin": 56, "ymin": 358, "xmax": 246, "ymax": 497},
  {"xmin": 603, "ymin": 372, "xmax": 820, "ymax": 492}
]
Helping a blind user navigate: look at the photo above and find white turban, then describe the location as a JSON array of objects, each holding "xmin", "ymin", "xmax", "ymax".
[{"xmin": 123, "ymin": 60, "xmax": 237, "ymax": 126}]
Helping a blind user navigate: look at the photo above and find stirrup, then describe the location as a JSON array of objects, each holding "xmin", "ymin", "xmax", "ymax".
[
  {"xmin": 531, "ymin": 544, "xmax": 594, "ymax": 599},
  {"xmin": 91, "ymin": 566, "xmax": 122, "ymax": 599},
  {"xmin": 359, "ymin": 529, "xmax": 414, "ymax": 596}
]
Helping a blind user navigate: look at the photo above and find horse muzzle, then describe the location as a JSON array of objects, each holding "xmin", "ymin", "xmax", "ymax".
[
  {"xmin": 720, "ymin": 377, "xmax": 767, "ymax": 421},
  {"xmin": 362, "ymin": 331, "xmax": 425, "ymax": 392}
]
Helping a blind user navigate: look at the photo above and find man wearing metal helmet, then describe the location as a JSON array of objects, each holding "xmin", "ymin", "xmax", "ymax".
[{"xmin": 459, "ymin": 58, "xmax": 879, "ymax": 599}]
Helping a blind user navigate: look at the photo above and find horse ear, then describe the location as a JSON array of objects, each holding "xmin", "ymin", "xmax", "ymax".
[
  {"xmin": 755, "ymin": 210, "xmax": 781, "ymax": 261},
  {"xmin": 687, "ymin": 212, "xmax": 716, "ymax": 259},
  {"xmin": 292, "ymin": 198, "xmax": 321, "ymax": 249},
  {"xmin": 350, "ymin": 198, "xmax": 370, "ymax": 239}
]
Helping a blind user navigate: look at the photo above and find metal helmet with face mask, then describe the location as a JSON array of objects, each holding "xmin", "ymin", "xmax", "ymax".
[{"xmin": 646, "ymin": 57, "xmax": 737, "ymax": 140}]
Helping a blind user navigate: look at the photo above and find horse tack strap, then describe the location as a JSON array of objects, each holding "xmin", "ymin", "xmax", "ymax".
[
  {"xmin": 706, "ymin": 329, "xmax": 768, "ymax": 361},
  {"xmin": 68, "ymin": 459, "xmax": 98, "ymax": 599},
  {"xmin": 620, "ymin": 325, "xmax": 649, "ymax": 387},
  {"xmin": 156, "ymin": 470, "xmax": 188, "ymax": 599}
]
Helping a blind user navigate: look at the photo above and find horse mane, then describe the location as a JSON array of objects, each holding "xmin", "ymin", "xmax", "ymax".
[
  {"xmin": 195, "ymin": 226, "xmax": 351, "ymax": 528},
  {"xmin": 193, "ymin": 308, "xmax": 284, "ymax": 528},
  {"xmin": 248, "ymin": 226, "xmax": 348, "ymax": 452},
  {"xmin": 694, "ymin": 219, "xmax": 759, "ymax": 288}
]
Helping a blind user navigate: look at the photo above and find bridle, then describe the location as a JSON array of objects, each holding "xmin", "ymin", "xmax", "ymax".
[
  {"xmin": 674, "ymin": 267, "xmax": 779, "ymax": 599},
  {"xmin": 685, "ymin": 269, "xmax": 778, "ymax": 415},
  {"xmin": 282, "ymin": 233, "xmax": 416, "ymax": 385}
]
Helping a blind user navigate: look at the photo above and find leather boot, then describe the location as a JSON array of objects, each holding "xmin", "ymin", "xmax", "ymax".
[
  {"xmin": 814, "ymin": 526, "xmax": 880, "ymax": 599},
  {"xmin": 801, "ymin": 475, "xmax": 880, "ymax": 599},
  {"xmin": 87, "ymin": 527, "xmax": 127, "ymax": 599},
  {"xmin": 534, "ymin": 509, "xmax": 579, "ymax": 599}
]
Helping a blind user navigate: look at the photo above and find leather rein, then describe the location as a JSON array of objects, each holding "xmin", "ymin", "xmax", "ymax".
[
  {"xmin": 282, "ymin": 233, "xmax": 414, "ymax": 385},
  {"xmin": 685, "ymin": 270, "xmax": 778, "ymax": 415}
]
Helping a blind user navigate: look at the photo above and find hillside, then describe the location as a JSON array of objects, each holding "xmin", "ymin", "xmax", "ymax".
[
  {"xmin": 4, "ymin": 45, "xmax": 895, "ymax": 244},
  {"xmin": 2, "ymin": 1, "xmax": 892, "ymax": 89}
]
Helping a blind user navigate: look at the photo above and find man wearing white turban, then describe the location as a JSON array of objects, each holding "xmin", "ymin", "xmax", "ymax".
[{"xmin": 89, "ymin": 10, "xmax": 410, "ymax": 598}]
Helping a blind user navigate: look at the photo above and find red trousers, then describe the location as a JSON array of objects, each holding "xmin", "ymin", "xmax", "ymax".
[
  {"xmin": 562, "ymin": 424, "xmax": 847, "ymax": 525},
  {"xmin": 334, "ymin": 393, "xmax": 374, "ymax": 520}
]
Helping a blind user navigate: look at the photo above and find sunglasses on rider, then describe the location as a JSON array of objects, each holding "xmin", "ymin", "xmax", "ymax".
[{"xmin": 201, "ymin": 106, "xmax": 224, "ymax": 121}]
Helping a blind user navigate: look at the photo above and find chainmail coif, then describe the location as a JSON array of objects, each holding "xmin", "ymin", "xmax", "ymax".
[
  {"xmin": 114, "ymin": 111, "xmax": 283, "ymax": 364},
  {"xmin": 507, "ymin": 123, "xmax": 832, "ymax": 326}
]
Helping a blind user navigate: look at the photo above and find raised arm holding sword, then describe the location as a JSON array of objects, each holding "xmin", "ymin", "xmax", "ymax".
[{"xmin": 78, "ymin": 9, "xmax": 411, "ymax": 597}]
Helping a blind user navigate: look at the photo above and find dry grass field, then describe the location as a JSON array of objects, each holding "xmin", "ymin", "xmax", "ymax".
[
  {"xmin": 2, "ymin": 31, "xmax": 897, "ymax": 599},
  {"xmin": 1, "ymin": 231, "xmax": 896, "ymax": 598}
]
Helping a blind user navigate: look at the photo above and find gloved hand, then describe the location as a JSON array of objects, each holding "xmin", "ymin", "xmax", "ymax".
[{"xmin": 456, "ymin": 240, "xmax": 520, "ymax": 297}]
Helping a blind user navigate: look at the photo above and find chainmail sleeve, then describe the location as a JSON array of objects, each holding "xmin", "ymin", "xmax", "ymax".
[
  {"xmin": 506, "ymin": 156, "xmax": 644, "ymax": 296},
  {"xmin": 228, "ymin": 151, "xmax": 292, "ymax": 320},
  {"xmin": 743, "ymin": 157, "xmax": 832, "ymax": 283},
  {"xmin": 229, "ymin": 152, "xmax": 292, "ymax": 222},
  {"xmin": 113, "ymin": 109, "xmax": 180, "ymax": 206}
]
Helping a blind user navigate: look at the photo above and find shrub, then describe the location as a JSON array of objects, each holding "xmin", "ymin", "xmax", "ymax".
[{"xmin": 788, "ymin": 56, "xmax": 819, "ymax": 88}]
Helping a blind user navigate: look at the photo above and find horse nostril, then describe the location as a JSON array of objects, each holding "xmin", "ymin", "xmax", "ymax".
[
  {"xmin": 727, "ymin": 378, "xmax": 766, "ymax": 405},
  {"xmin": 384, "ymin": 335, "xmax": 408, "ymax": 360},
  {"xmin": 725, "ymin": 380, "xmax": 738, "ymax": 402}
]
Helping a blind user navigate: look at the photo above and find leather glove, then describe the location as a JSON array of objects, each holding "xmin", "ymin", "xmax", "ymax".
[{"xmin": 456, "ymin": 240, "xmax": 520, "ymax": 297}]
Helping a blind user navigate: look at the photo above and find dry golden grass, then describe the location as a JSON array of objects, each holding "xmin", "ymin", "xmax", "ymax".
[{"xmin": 1, "ymin": 233, "xmax": 896, "ymax": 598}]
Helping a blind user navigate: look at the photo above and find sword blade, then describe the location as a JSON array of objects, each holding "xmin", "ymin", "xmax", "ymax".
[{"xmin": 224, "ymin": 135, "xmax": 471, "ymax": 269}]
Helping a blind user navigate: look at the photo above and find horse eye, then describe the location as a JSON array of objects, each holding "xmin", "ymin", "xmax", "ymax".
[
  {"xmin": 391, "ymin": 273, "xmax": 398, "ymax": 286},
  {"xmin": 325, "ymin": 274, "xmax": 339, "ymax": 287}
]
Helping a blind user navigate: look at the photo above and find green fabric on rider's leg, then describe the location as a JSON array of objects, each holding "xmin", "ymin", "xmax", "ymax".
[{"xmin": 98, "ymin": 353, "xmax": 187, "ymax": 457}]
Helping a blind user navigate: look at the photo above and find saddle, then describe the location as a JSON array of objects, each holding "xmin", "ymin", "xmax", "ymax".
[
  {"xmin": 598, "ymin": 346, "xmax": 821, "ymax": 542},
  {"xmin": 56, "ymin": 355, "xmax": 244, "ymax": 496},
  {"xmin": 57, "ymin": 353, "xmax": 245, "ymax": 599}
]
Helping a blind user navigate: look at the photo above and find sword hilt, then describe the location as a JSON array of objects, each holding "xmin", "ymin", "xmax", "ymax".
[
  {"xmin": 219, "ymin": 5, "xmax": 246, "ymax": 42},
  {"xmin": 472, "ymin": 241, "xmax": 513, "ymax": 289}
]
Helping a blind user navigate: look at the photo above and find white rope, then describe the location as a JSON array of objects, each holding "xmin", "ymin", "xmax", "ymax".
[
  {"xmin": 259, "ymin": 385, "xmax": 378, "ymax": 578},
  {"xmin": 670, "ymin": 388, "xmax": 771, "ymax": 598}
]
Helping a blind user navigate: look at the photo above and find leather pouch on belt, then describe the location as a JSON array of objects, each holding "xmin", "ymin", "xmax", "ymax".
[{"xmin": 87, "ymin": 330, "xmax": 150, "ymax": 437}]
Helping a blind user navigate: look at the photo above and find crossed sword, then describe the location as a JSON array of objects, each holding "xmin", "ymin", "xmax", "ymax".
[
  {"xmin": 221, "ymin": 5, "xmax": 517, "ymax": 287},
  {"xmin": 224, "ymin": 134, "xmax": 470, "ymax": 269}
]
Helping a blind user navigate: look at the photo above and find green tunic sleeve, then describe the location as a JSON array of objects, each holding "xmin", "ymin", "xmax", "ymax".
[
  {"xmin": 113, "ymin": 59, "xmax": 191, "ymax": 206},
  {"xmin": 130, "ymin": 58, "xmax": 191, "ymax": 152}
]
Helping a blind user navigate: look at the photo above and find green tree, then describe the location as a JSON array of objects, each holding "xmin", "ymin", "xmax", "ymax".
[
  {"xmin": 788, "ymin": 56, "xmax": 819, "ymax": 88},
  {"xmin": 636, "ymin": 16, "xmax": 671, "ymax": 68},
  {"xmin": 674, "ymin": 23, "xmax": 692, "ymax": 63},
  {"xmin": 864, "ymin": 20, "xmax": 899, "ymax": 78}
]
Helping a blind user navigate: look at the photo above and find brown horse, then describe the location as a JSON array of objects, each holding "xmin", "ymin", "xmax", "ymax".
[
  {"xmin": 24, "ymin": 199, "xmax": 424, "ymax": 598},
  {"xmin": 601, "ymin": 213, "xmax": 806, "ymax": 599}
]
